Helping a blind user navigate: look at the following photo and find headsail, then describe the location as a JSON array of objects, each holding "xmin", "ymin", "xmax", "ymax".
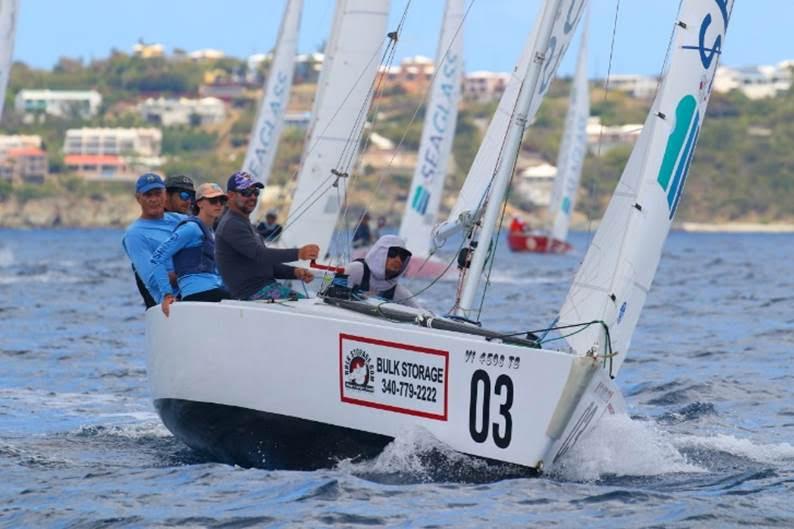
[
  {"xmin": 398, "ymin": 0, "xmax": 465, "ymax": 258},
  {"xmin": 452, "ymin": 0, "xmax": 589, "ymax": 317},
  {"xmin": 558, "ymin": 0, "xmax": 734, "ymax": 374},
  {"xmin": 0, "ymin": 0, "xmax": 18, "ymax": 120},
  {"xmin": 284, "ymin": 0, "xmax": 390, "ymax": 257},
  {"xmin": 548, "ymin": 18, "xmax": 589, "ymax": 244},
  {"xmin": 244, "ymin": 0, "xmax": 303, "ymax": 221},
  {"xmin": 433, "ymin": 0, "xmax": 588, "ymax": 246}
]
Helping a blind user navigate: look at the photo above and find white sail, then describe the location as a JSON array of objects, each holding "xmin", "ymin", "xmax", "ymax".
[
  {"xmin": 548, "ymin": 19, "xmax": 589, "ymax": 243},
  {"xmin": 558, "ymin": 0, "xmax": 734, "ymax": 374},
  {"xmin": 454, "ymin": 0, "xmax": 588, "ymax": 317},
  {"xmin": 244, "ymin": 0, "xmax": 303, "ymax": 221},
  {"xmin": 434, "ymin": 0, "xmax": 588, "ymax": 246},
  {"xmin": 284, "ymin": 0, "xmax": 390, "ymax": 257},
  {"xmin": 0, "ymin": 0, "xmax": 18, "ymax": 120},
  {"xmin": 398, "ymin": 0, "xmax": 465, "ymax": 258}
]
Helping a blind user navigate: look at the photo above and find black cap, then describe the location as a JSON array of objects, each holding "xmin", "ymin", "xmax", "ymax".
[{"xmin": 164, "ymin": 174, "xmax": 195, "ymax": 192}]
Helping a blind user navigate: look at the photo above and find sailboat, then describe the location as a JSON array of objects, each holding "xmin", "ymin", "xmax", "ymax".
[
  {"xmin": 243, "ymin": 0, "xmax": 303, "ymax": 222},
  {"xmin": 507, "ymin": 18, "xmax": 589, "ymax": 254},
  {"xmin": 146, "ymin": 0, "xmax": 733, "ymax": 472},
  {"xmin": 0, "ymin": 0, "xmax": 18, "ymax": 120},
  {"xmin": 395, "ymin": 0, "xmax": 465, "ymax": 279}
]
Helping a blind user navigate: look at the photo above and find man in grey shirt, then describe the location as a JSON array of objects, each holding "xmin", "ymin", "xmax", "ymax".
[{"xmin": 216, "ymin": 171, "xmax": 319, "ymax": 300}]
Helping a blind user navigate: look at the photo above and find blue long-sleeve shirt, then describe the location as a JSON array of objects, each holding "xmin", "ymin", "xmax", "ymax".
[
  {"xmin": 150, "ymin": 220, "xmax": 224, "ymax": 301},
  {"xmin": 122, "ymin": 212, "xmax": 185, "ymax": 302}
]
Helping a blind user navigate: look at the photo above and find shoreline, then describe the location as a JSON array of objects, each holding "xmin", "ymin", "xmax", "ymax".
[{"xmin": 675, "ymin": 222, "xmax": 794, "ymax": 233}]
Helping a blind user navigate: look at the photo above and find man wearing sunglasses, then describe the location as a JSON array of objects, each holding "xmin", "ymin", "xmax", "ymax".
[
  {"xmin": 343, "ymin": 234, "xmax": 421, "ymax": 308},
  {"xmin": 215, "ymin": 171, "xmax": 320, "ymax": 301},
  {"xmin": 122, "ymin": 173, "xmax": 187, "ymax": 309},
  {"xmin": 164, "ymin": 174, "xmax": 196, "ymax": 214}
]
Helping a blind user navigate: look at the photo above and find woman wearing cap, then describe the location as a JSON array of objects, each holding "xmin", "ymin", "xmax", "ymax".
[
  {"xmin": 343, "ymin": 234, "xmax": 421, "ymax": 308},
  {"xmin": 150, "ymin": 182, "xmax": 230, "ymax": 317}
]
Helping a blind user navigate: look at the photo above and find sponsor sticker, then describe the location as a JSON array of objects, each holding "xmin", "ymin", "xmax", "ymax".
[{"xmin": 339, "ymin": 333, "xmax": 449, "ymax": 420}]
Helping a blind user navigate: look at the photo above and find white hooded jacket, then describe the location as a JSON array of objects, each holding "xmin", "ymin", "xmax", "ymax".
[{"xmin": 345, "ymin": 235, "xmax": 420, "ymax": 308}]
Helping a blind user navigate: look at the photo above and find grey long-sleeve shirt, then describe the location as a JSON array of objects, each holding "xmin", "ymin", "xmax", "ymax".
[{"xmin": 215, "ymin": 209, "xmax": 298, "ymax": 299}]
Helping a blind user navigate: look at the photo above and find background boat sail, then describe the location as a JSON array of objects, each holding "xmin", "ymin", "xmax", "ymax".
[
  {"xmin": 282, "ymin": 0, "xmax": 391, "ymax": 259},
  {"xmin": 0, "ymin": 0, "xmax": 18, "ymax": 120},
  {"xmin": 507, "ymin": 18, "xmax": 590, "ymax": 254},
  {"xmin": 243, "ymin": 0, "xmax": 303, "ymax": 222},
  {"xmin": 146, "ymin": 0, "xmax": 733, "ymax": 473},
  {"xmin": 396, "ymin": 0, "xmax": 465, "ymax": 279}
]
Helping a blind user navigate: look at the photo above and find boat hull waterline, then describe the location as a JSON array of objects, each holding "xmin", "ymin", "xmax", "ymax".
[{"xmin": 146, "ymin": 300, "xmax": 624, "ymax": 470}]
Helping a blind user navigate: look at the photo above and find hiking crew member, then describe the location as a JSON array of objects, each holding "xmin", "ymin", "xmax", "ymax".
[
  {"xmin": 215, "ymin": 171, "xmax": 319, "ymax": 301},
  {"xmin": 344, "ymin": 235, "xmax": 420, "ymax": 308},
  {"xmin": 151, "ymin": 183, "xmax": 230, "ymax": 317},
  {"xmin": 122, "ymin": 173, "xmax": 185, "ymax": 308},
  {"xmin": 164, "ymin": 174, "xmax": 196, "ymax": 214}
]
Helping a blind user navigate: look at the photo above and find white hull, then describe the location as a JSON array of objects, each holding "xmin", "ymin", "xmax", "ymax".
[{"xmin": 146, "ymin": 299, "xmax": 624, "ymax": 470}]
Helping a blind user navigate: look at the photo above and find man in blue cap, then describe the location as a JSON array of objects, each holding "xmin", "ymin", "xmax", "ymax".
[
  {"xmin": 122, "ymin": 173, "xmax": 186, "ymax": 308},
  {"xmin": 215, "ymin": 171, "xmax": 319, "ymax": 300}
]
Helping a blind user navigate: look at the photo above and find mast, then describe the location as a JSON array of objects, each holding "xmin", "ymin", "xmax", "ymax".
[
  {"xmin": 245, "ymin": 0, "xmax": 303, "ymax": 222},
  {"xmin": 398, "ymin": 0, "xmax": 465, "ymax": 258},
  {"xmin": 455, "ymin": 0, "xmax": 587, "ymax": 318},
  {"xmin": 548, "ymin": 16, "xmax": 589, "ymax": 243},
  {"xmin": 0, "ymin": 0, "xmax": 18, "ymax": 120},
  {"xmin": 283, "ymin": 0, "xmax": 390, "ymax": 258},
  {"xmin": 558, "ymin": 0, "xmax": 734, "ymax": 374}
]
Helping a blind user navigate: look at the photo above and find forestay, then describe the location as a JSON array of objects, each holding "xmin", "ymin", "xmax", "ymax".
[
  {"xmin": 548, "ymin": 18, "xmax": 589, "ymax": 243},
  {"xmin": 558, "ymin": 0, "xmax": 734, "ymax": 374},
  {"xmin": 0, "ymin": 0, "xmax": 17, "ymax": 120},
  {"xmin": 434, "ymin": 0, "xmax": 588, "ymax": 246},
  {"xmin": 285, "ymin": 0, "xmax": 390, "ymax": 257},
  {"xmin": 244, "ymin": 0, "xmax": 303, "ymax": 221},
  {"xmin": 398, "ymin": 0, "xmax": 465, "ymax": 258}
]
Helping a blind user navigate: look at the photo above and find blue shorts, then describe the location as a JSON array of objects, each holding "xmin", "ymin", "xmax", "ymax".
[{"xmin": 246, "ymin": 281, "xmax": 305, "ymax": 301}]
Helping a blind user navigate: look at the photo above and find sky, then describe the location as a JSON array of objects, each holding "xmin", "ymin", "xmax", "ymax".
[{"xmin": 13, "ymin": 1, "xmax": 794, "ymax": 77}]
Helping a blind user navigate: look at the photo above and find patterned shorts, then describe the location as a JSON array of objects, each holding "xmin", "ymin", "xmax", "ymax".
[{"xmin": 247, "ymin": 281, "xmax": 305, "ymax": 302}]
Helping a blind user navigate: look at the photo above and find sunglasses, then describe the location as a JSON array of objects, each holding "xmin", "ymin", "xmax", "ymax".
[
  {"xmin": 239, "ymin": 188, "xmax": 260, "ymax": 197},
  {"xmin": 206, "ymin": 196, "xmax": 227, "ymax": 205},
  {"xmin": 387, "ymin": 247, "xmax": 411, "ymax": 261},
  {"xmin": 178, "ymin": 191, "xmax": 195, "ymax": 201}
]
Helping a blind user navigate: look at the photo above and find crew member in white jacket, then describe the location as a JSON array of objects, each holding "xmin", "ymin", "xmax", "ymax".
[{"xmin": 344, "ymin": 235, "xmax": 420, "ymax": 308}]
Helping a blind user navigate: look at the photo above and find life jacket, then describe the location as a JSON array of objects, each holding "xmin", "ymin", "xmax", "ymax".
[
  {"xmin": 172, "ymin": 217, "xmax": 217, "ymax": 279},
  {"xmin": 353, "ymin": 258, "xmax": 396, "ymax": 300}
]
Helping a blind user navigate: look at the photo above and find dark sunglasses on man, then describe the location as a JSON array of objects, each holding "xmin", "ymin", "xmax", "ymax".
[
  {"xmin": 239, "ymin": 188, "xmax": 260, "ymax": 198},
  {"xmin": 206, "ymin": 196, "xmax": 228, "ymax": 205},
  {"xmin": 177, "ymin": 191, "xmax": 195, "ymax": 201}
]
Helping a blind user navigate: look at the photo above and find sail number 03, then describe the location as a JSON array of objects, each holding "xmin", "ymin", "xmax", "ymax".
[{"xmin": 468, "ymin": 369, "xmax": 514, "ymax": 448}]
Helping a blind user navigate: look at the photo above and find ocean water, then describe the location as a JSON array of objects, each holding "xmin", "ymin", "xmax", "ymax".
[{"xmin": 1, "ymin": 228, "xmax": 793, "ymax": 528}]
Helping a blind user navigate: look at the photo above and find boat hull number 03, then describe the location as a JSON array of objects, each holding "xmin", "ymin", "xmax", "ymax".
[{"xmin": 468, "ymin": 369, "xmax": 513, "ymax": 448}]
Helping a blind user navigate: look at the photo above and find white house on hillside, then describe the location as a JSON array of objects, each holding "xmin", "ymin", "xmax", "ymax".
[{"xmin": 14, "ymin": 89, "xmax": 102, "ymax": 122}]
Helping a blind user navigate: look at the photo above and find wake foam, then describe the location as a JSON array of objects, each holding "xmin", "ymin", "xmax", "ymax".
[
  {"xmin": 673, "ymin": 433, "xmax": 794, "ymax": 465},
  {"xmin": 553, "ymin": 414, "xmax": 705, "ymax": 481}
]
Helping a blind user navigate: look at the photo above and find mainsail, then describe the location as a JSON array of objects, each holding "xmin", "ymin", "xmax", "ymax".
[
  {"xmin": 0, "ymin": 0, "xmax": 18, "ymax": 120},
  {"xmin": 397, "ymin": 0, "xmax": 465, "ymax": 258},
  {"xmin": 547, "ymin": 18, "xmax": 589, "ymax": 244},
  {"xmin": 558, "ymin": 0, "xmax": 734, "ymax": 374},
  {"xmin": 284, "ymin": 0, "xmax": 390, "ymax": 257},
  {"xmin": 244, "ymin": 0, "xmax": 303, "ymax": 221},
  {"xmin": 434, "ymin": 0, "xmax": 588, "ymax": 247}
]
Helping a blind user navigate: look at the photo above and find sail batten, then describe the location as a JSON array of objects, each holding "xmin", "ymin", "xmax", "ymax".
[
  {"xmin": 398, "ymin": 0, "xmax": 465, "ymax": 259},
  {"xmin": 558, "ymin": 0, "xmax": 735, "ymax": 374}
]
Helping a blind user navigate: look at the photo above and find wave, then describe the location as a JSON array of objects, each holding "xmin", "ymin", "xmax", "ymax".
[{"xmin": 0, "ymin": 246, "xmax": 13, "ymax": 267}]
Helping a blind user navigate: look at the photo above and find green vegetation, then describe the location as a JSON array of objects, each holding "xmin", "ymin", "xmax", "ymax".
[{"xmin": 1, "ymin": 55, "xmax": 793, "ymax": 223}]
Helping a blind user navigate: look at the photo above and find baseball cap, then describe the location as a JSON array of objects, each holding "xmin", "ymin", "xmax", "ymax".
[
  {"xmin": 196, "ymin": 182, "xmax": 227, "ymax": 200},
  {"xmin": 136, "ymin": 173, "xmax": 165, "ymax": 194},
  {"xmin": 226, "ymin": 171, "xmax": 264, "ymax": 192},
  {"xmin": 164, "ymin": 174, "xmax": 195, "ymax": 192}
]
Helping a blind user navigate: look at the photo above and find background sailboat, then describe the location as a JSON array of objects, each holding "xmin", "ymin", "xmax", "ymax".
[
  {"xmin": 508, "ymin": 17, "xmax": 590, "ymax": 254},
  {"xmin": 395, "ymin": 0, "xmax": 465, "ymax": 279},
  {"xmin": 244, "ymin": 0, "xmax": 303, "ymax": 222},
  {"xmin": 0, "ymin": 0, "xmax": 18, "ymax": 120}
]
